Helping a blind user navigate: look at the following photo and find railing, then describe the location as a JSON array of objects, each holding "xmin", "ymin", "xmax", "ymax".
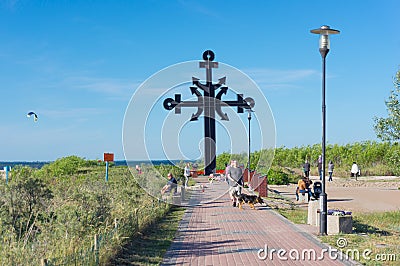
[{"xmin": 247, "ymin": 170, "xmax": 268, "ymax": 197}]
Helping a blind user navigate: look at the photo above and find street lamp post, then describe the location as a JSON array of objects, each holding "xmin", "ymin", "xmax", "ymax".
[
  {"xmin": 310, "ymin": 25, "xmax": 340, "ymax": 235},
  {"xmin": 247, "ymin": 109, "xmax": 253, "ymax": 171}
]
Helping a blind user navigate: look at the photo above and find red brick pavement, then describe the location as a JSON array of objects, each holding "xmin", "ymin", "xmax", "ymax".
[{"xmin": 162, "ymin": 177, "xmax": 357, "ymax": 265}]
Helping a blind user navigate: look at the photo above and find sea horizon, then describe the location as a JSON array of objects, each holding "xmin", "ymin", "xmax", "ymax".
[{"xmin": 0, "ymin": 159, "xmax": 196, "ymax": 169}]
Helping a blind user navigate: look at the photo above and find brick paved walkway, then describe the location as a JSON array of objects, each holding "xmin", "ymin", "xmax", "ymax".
[{"xmin": 162, "ymin": 177, "xmax": 357, "ymax": 265}]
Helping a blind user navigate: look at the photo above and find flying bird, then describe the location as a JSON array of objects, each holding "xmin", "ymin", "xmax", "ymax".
[{"xmin": 27, "ymin": 111, "xmax": 38, "ymax": 122}]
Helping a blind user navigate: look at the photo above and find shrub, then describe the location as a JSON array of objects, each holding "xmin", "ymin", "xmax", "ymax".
[
  {"xmin": 39, "ymin": 155, "xmax": 88, "ymax": 178},
  {"xmin": 0, "ymin": 159, "xmax": 172, "ymax": 265},
  {"xmin": 267, "ymin": 168, "xmax": 289, "ymax": 185},
  {"xmin": 384, "ymin": 146, "xmax": 400, "ymax": 176},
  {"xmin": 0, "ymin": 167, "xmax": 53, "ymax": 242}
]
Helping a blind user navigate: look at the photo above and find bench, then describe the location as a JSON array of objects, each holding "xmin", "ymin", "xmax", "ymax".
[
  {"xmin": 298, "ymin": 189, "xmax": 312, "ymax": 202},
  {"xmin": 298, "ymin": 192, "xmax": 309, "ymax": 203},
  {"xmin": 171, "ymin": 186, "xmax": 185, "ymax": 205}
]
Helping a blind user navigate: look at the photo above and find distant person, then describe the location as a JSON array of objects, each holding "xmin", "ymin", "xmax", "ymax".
[
  {"xmin": 135, "ymin": 165, "xmax": 142, "ymax": 174},
  {"xmin": 161, "ymin": 173, "xmax": 178, "ymax": 195},
  {"xmin": 224, "ymin": 161, "xmax": 232, "ymax": 184},
  {"xmin": 317, "ymin": 155, "xmax": 323, "ymax": 180},
  {"xmin": 328, "ymin": 161, "xmax": 334, "ymax": 182},
  {"xmin": 303, "ymin": 159, "xmax": 310, "ymax": 177},
  {"xmin": 227, "ymin": 160, "xmax": 243, "ymax": 207},
  {"xmin": 184, "ymin": 163, "xmax": 191, "ymax": 188},
  {"xmin": 351, "ymin": 162, "xmax": 359, "ymax": 180}
]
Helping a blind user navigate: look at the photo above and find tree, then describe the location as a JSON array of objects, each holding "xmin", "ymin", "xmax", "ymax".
[
  {"xmin": 39, "ymin": 155, "xmax": 88, "ymax": 178},
  {"xmin": 1, "ymin": 167, "xmax": 53, "ymax": 239},
  {"xmin": 374, "ymin": 70, "xmax": 400, "ymax": 142}
]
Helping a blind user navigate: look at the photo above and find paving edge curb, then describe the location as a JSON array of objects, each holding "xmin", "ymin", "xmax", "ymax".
[{"xmin": 161, "ymin": 188, "xmax": 201, "ymax": 265}]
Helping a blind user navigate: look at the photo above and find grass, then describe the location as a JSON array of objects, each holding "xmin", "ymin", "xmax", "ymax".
[
  {"xmin": 267, "ymin": 187, "xmax": 400, "ymax": 265},
  {"xmin": 266, "ymin": 189, "xmax": 308, "ymax": 224},
  {"xmin": 278, "ymin": 205, "xmax": 400, "ymax": 265},
  {"xmin": 320, "ymin": 211, "xmax": 400, "ymax": 266},
  {"xmin": 0, "ymin": 163, "xmax": 180, "ymax": 265},
  {"xmin": 106, "ymin": 206, "xmax": 186, "ymax": 265},
  {"xmin": 278, "ymin": 208, "xmax": 308, "ymax": 224}
]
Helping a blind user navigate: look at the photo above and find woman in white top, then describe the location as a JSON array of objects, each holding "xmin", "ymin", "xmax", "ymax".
[
  {"xmin": 351, "ymin": 162, "xmax": 359, "ymax": 180},
  {"xmin": 184, "ymin": 163, "xmax": 191, "ymax": 188}
]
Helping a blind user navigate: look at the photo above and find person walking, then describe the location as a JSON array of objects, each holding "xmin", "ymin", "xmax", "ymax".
[
  {"xmin": 184, "ymin": 163, "xmax": 191, "ymax": 188},
  {"xmin": 227, "ymin": 160, "xmax": 243, "ymax": 207},
  {"xmin": 351, "ymin": 162, "xmax": 359, "ymax": 181},
  {"xmin": 225, "ymin": 161, "xmax": 232, "ymax": 185},
  {"xmin": 317, "ymin": 155, "xmax": 323, "ymax": 180},
  {"xmin": 303, "ymin": 159, "xmax": 311, "ymax": 177},
  {"xmin": 328, "ymin": 161, "xmax": 334, "ymax": 182}
]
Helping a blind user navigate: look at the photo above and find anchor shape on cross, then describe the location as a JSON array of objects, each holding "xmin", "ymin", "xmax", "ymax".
[{"xmin": 163, "ymin": 50, "xmax": 255, "ymax": 175}]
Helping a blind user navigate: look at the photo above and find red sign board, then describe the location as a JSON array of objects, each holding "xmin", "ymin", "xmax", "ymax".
[{"xmin": 103, "ymin": 153, "xmax": 114, "ymax": 162}]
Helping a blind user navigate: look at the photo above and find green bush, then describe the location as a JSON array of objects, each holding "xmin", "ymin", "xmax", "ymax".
[
  {"xmin": 0, "ymin": 160, "xmax": 171, "ymax": 265},
  {"xmin": 0, "ymin": 167, "xmax": 54, "ymax": 241},
  {"xmin": 154, "ymin": 164, "xmax": 184, "ymax": 183},
  {"xmin": 271, "ymin": 141, "xmax": 399, "ymax": 177},
  {"xmin": 39, "ymin": 155, "xmax": 89, "ymax": 178},
  {"xmin": 216, "ymin": 149, "xmax": 274, "ymax": 172},
  {"xmin": 384, "ymin": 145, "xmax": 400, "ymax": 176},
  {"xmin": 267, "ymin": 168, "xmax": 289, "ymax": 185}
]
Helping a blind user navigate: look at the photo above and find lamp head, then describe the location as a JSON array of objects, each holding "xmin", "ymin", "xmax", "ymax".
[
  {"xmin": 247, "ymin": 109, "xmax": 254, "ymax": 119},
  {"xmin": 310, "ymin": 25, "xmax": 340, "ymax": 50}
]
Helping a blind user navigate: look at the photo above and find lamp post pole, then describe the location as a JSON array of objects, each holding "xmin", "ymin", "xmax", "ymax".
[
  {"xmin": 320, "ymin": 46, "xmax": 328, "ymax": 236},
  {"xmin": 247, "ymin": 110, "xmax": 253, "ymax": 171},
  {"xmin": 311, "ymin": 25, "xmax": 340, "ymax": 235}
]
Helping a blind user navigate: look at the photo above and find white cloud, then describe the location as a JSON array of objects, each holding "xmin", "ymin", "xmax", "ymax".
[
  {"xmin": 243, "ymin": 68, "xmax": 318, "ymax": 90},
  {"xmin": 63, "ymin": 75, "xmax": 138, "ymax": 99},
  {"xmin": 38, "ymin": 107, "xmax": 105, "ymax": 119}
]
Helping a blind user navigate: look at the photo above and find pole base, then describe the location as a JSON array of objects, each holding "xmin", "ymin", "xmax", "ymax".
[{"xmin": 319, "ymin": 192, "xmax": 328, "ymax": 235}]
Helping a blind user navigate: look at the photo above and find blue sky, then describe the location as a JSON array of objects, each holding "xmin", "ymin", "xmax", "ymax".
[{"xmin": 0, "ymin": 0, "xmax": 399, "ymax": 161}]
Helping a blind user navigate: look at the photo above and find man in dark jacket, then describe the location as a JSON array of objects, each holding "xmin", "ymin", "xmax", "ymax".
[{"xmin": 303, "ymin": 159, "xmax": 310, "ymax": 177}]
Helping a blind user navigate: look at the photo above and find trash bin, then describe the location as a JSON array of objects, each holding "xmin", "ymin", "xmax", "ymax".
[{"xmin": 313, "ymin": 181, "xmax": 322, "ymax": 199}]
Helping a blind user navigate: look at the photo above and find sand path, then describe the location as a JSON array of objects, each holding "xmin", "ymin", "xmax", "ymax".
[{"xmin": 269, "ymin": 176, "xmax": 400, "ymax": 213}]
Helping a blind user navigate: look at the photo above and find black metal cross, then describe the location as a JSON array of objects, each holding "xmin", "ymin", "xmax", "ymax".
[{"xmin": 163, "ymin": 50, "xmax": 255, "ymax": 175}]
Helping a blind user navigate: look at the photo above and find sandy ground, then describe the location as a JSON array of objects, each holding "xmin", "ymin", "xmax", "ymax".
[{"xmin": 268, "ymin": 176, "xmax": 400, "ymax": 213}]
